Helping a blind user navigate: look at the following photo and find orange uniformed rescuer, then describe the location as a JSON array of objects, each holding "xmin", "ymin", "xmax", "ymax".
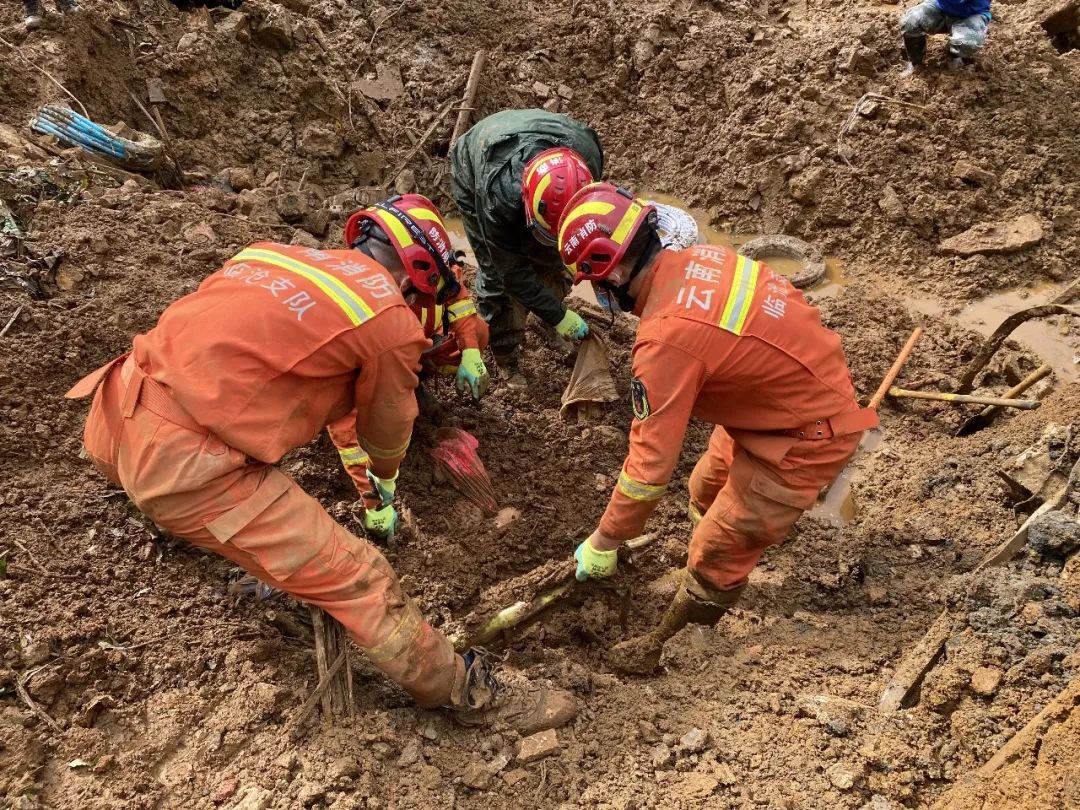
[
  {"xmin": 65, "ymin": 194, "xmax": 574, "ymax": 726},
  {"xmin": 556, "ymin": 183, "xmax": 879, "ymax": 674},
  {"xmin": 325, "ymin": 195, "xmax": 490, "ymax": 497}
]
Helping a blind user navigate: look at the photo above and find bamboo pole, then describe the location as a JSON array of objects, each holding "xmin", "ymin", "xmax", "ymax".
[{"xmin": 889, "ymin": 387, "xmax": 1040, "ymax": 410}]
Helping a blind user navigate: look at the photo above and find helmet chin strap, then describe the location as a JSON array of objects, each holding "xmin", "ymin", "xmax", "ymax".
[{"xmin": 599, "ymin": 227, "xmax": 660, "ymax": 314}]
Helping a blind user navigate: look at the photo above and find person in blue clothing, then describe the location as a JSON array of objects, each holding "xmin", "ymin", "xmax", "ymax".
[{"xmin": 900, "ymin": 0, "xmax": 991, "ymax": 72}]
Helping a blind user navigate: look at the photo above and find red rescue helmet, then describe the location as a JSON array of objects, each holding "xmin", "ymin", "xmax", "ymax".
[
  {"xmin": 556, "ymin": 182, "xmax": 656, "ymax": 284},
  {"xmin": 345, "ymin": 194, "xmax": 459, "ymax": 296},
  {"xmin": 521, "ymin": 148, "xmax": 594, "ymax": 246}
]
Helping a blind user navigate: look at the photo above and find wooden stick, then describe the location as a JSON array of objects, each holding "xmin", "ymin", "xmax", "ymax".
[
  {"xmin": 880, "ymin": 456, "xmax": 1080, "ymax": 712},
  {"xmin": 288, "ymin": 649, "xmax": 347, "ymax": 733},
  {"xmin": 382, "ymin": 101, "xmax": 455, "ymax": 191},
  {"xmin": 978, "ymin": 677, "xmax": 1080, "ymax": 776},
  {"xmin": 889, "ymin": 387, "xmax": 1041, "ymax": 410},
  {"xmin": 868, "ymin": 327, "xmax": 923, "ymax": 410},
  {"xmin": 450, "ymin": 50, "xmax": 486, "ymax": 147},
  {"xmin": 0, "ymin": 306, "xmax": 23, "ymax": 338},
  {"xmin": 956, "ymin": 304, "xmax": 1080, "ymax": 393},
  {"xmin": 309, "ymin": 607, "xmax": 334, "ymax": 721},
  {"xmin": 955, "ymin": 363, "xmax": 1053, "ymax": 436},
  {"xmin": 14, "ymin": 673, "xmax": 61, "ymax": 733}
]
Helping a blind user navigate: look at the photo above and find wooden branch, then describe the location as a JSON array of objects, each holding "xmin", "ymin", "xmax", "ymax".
[
  {"xmin": 978, "ymin": 677, "xmax": 1080, "ymax": 775},
  {"xmin": 288, "ymin": 649, "xmax": 347, "ymax": 733},
  {"xmin": 15, "ymin": 673, "xmax": 61, "ymax": 733},
  {"xmin": 450, "ymin": 50, "xmax": 486, "ymax": 147},
  {"xmin": 382, "ymin": 101, "xmax": 454, "ymax": 190},
  {"xmin": 956, "ymin": 305, "xmax": 1080, "ymax": 394}
]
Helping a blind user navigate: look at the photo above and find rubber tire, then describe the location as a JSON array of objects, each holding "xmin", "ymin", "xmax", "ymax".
[{"xmin": 737, "ymin": 234, "xmax": 827, "ymax": 289}]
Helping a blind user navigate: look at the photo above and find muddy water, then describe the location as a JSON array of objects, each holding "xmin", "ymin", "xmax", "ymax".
[{"xmin": 905, "ymin": 284, "xmax": 1079, "ymax": 381}]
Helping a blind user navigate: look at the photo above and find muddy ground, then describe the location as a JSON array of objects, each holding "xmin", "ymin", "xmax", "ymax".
[{"xmin": 2, "ymin": 0, "xmax": 1080, "ymax": 807}]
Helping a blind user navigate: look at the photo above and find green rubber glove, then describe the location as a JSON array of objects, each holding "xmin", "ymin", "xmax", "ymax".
[
  {"xmin": 574, "ymin": 537, "xmax": 618, "ymax": 582},
  {"xmin": 455, "ymin": 347, "xmax": 490, "ymax": 400},
  {"xmin": 363, "ymin": 503, "xmax": 398, "ymax": 540},
  {"xmin": 555, "ymin": 308, "xmax": 589, "ymax": 341},
  {"xmin": 365, "ymin": 469, "xmax": 398, "ymax": 508}
]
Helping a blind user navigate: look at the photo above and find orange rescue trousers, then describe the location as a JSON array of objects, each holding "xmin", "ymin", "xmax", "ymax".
[
  {"xmin": 686, "ymin": 426, "xmax": 861, "ymax": 591},
  {"xmin": 80, "ymin": 356, "xmax": 463, "ymax": 708}
]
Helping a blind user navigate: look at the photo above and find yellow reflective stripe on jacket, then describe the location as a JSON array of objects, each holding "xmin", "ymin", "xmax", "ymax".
[
  {"xmin": 447, "ymin": 299, "xmax": 477, "ymax": 322},
  {"xmin": 233, "ymin": 248, "xmax": 376, "ymax": 326},
  {"xmin": 718, "ymin": 254, "xmax": 760, "ymax": 335},
  {"xmin": 616, "ymin": 470, "xmax": 667, "ymax": 502},
  {"xmin": 361, "ymin": 435, "xmax": 411, "ymax": 459},
  {"xmin": 338, "ymin": 446, "xmax": 370, "ymax": 467}
]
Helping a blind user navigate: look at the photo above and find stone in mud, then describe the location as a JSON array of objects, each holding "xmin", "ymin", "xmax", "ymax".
[
  {"xmin": 299, "ymin": 123, "xmax": 344, "ymax": 159},
  {"xmin": 954, "ymin": 161, "xmax": 996, "ymax": 187},
  {"xmin": 789, "ymin": 166, "xmax": 826, "ymax": 203},
  {"xmin": 650, "ymin": 742, "xmax": 674, "ymax": 769},
  {"xmin": 461, "ymin": 759, "xmax": 495, "ymax": 789},
  {"xmin": 679, "ymin": 727, "xmax": 709, "ymax": 754},
  {"xmin": 218, "ymin": 12, "xmax": 250, "ymax": 42},
  {"xmin": 878, "ymin": 185, "xmax": 906, "ymax": 222},
  {"xmin": 827, "ymin": 761, "xmax": 862, "ymax": 790},
  {"xmin": 938, "ymin": 215, "xmax": 1043, "ymax": 256},
  {"xmin": 517, "ymin": 729, "xmax": 560, "ymax": 763},
  {"xmin": 274, "ymin": 191, "xmax": 309, "ymax": 223},
  {"xmin": 255, "ymin": 4, "xmax": 293, "ymax": 50},
  {"xmin": 970, "ymin": 666, "xmax": 1003, "ymax": 697},
  {"xmin": 1028, "ymin": 510, "xmax": 1080, "ymax": 557},
  {"xmin": 227, "ymin": 166, "xmax": 256, "ymax": 192}
]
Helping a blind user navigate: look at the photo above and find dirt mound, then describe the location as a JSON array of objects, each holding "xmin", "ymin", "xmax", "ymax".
[{"xmin": 3, "ymin": 0, "xmax": 1080, "ymax": 807}]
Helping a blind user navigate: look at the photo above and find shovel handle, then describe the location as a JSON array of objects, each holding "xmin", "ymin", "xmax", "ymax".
[{"xmin": 869, "ymin": 327, "xmax": 923, "ymax": 410}]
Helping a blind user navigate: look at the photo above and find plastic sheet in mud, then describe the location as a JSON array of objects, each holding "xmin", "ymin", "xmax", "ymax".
[{"xmin": 560, "ymin": 333, "xmax": 619, "ymax": 420}]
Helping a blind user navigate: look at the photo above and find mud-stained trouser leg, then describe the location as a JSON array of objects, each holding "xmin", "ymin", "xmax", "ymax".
[
  {"xmin": 687, "ymin": 426, "xmax": 737, "ymax": 518},
  {"xmin": 82, "ymin": 366, "xmax": 462, "ymax": 708},
  {"xmin": 947, "ymin": 13, "xmax": 988, "ymax": 58},
  {"xmin": 326, "ymin": 413, "xmax": 372, "ymax": 499},
  {"xmin": 687, "ymin": 434, "xmax": 861, "ymax": 591},
  {"xmin": 900, "ymin": 0, "xmax": 950, "ymax": 40}
]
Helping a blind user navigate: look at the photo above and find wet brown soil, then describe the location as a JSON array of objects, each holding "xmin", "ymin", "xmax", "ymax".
[{"xmin": 2, "ymin": 0, "xmax": 1080, "ymax": 808}]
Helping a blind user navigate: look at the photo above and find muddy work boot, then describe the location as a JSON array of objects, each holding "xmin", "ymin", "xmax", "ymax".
[
  {"xmin": 902, "ymin": 36, "xmax": 926, "ymax": 76},
  {"xmin": 608, "ymin": 570, "xmax": 744, "ymax": 675},
  {"xmin": 23, "ymin": 0, "xmax": 43, "ymax": 29},
  {"xmin": 493, "ymin": 352, "xmax": 527, "ymax": 392},
  {"xmin": 448, "ymin": 649, "xmax": 578, "ymax": 734}
]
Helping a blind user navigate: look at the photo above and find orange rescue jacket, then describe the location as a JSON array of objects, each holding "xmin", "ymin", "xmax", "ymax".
[
  {"xmin": 123, "ymin": 242, "xmax": 429, "ymax": 477},
  {"xmin": 600, "ymin": 245, "xmax": 877, "ymax": 540}
]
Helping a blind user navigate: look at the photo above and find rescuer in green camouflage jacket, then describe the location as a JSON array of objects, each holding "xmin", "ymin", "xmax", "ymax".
[{"xmin": 449, "ymin": 109, "xmax": 604, "ymax": 389}]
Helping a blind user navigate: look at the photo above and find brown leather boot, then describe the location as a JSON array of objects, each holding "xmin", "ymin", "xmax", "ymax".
[
  {"xmin": 608, "ymin": 569, "xmax": 744, "ymax": 675},
  {"xmin": 448, "ymin": 649, "xmax": 578, "ymax": 733}
]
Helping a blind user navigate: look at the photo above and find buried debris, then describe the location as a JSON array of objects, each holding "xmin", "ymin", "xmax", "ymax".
[
  {"xmin": 738, "ymin": 234, "xmax": 827, "ymax": 289},
  {"xmin": 879, "ymin": 453, "xmax": 1080, "ymax": 712},
  {"xmin": 561, "ymin": 334, "xmax": 618, "ymax": 422},
  {"xmin": 996, "ymin": 423, "xmax": 1072, "ymax": 507},
  {"xmin": 30, "ymin": 105, "xmax": 164, "ymax": 172},
  {"xmin": 431, "ymin": 428, "xmax": 498, "ymax": 514},
  {"xmin": 956, "ymin": 363, "xmax": 1053, "ymax": 436}
]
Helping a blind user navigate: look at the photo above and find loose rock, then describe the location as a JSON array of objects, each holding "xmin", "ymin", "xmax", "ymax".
[
  {"xmin": 938, "ymin": 215, "xmax": 1044, "ymax": 256},
  {"xmin": 517, "ymin": 729, "xmax": 560, "ymax": 763},
  {"xmin": 970, "ymin": 666, "xmax": 1003, "ymax": 697}
]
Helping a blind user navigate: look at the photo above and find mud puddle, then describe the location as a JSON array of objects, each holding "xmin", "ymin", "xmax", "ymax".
[
  {"xmin": 809, "ymin": 430, "xmax": 883, "ymax": 525},
  {"xmin": 904, "ymin": 283, "xmax": 1079, "ymax": 380}
]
